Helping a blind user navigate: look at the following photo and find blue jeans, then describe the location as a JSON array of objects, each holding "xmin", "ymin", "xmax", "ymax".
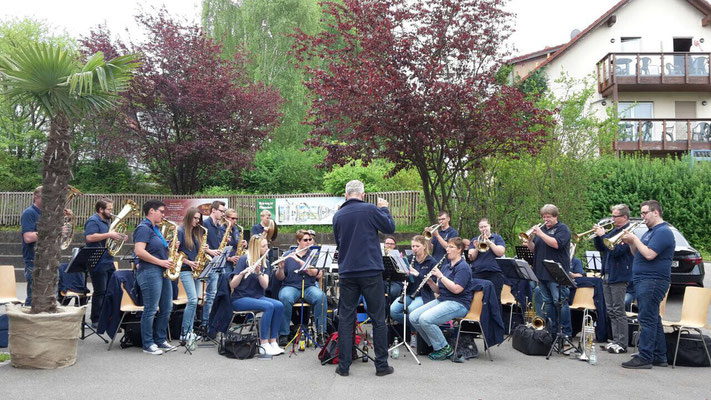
[
  {"xmin": 278, "ymin": 285, "xmax": 326, "ymax": 336},
  {"xmin": 202, "ymin": 271, "xmax": 218, "ymax": 325},
  {"xmin": 232, "ymin": 296, "xmax": 283, "ymax": 340},
  {"xmin": 390, "ymin": 295, "xmax": 424, "ymax": 324},
  {"xmin": 24, "ymin": 262, "xmax": 33, "ymax": 306},
  {"xmin": 135, "ymin": 266, "xmax": 173, "ymax": 349},
  {"xmin": 90, "ymin": 263, "xmax": 115, "ymax": 324},
  {"xmin": 538, "ymin": 280, "xmax": 572, "ymax": 337},
  {"xmin": 179, "ymin": 271, "xmax": 200, "ymax": 337},
  {"xmin": 634, "ymin": 278, "xmax": 669, "ymax": 362},
  {"xmin": 409, "ymin": 299, "xmax": 467, "ymax": 350},
  {"xmin": 385, "ymin": 280, "xmax": 403, "ymax": 304}
]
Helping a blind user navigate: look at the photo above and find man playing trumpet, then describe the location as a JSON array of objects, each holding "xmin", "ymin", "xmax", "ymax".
[
  {"xmin": 428, "ymin": 211, "xmax": 458, "ymax": 261},
  {"xmin": 468, "ymin": 218, "xmax": 506, "ymax": 304}
]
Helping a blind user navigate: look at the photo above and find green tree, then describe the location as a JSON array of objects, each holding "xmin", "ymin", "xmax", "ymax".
[
  {"xmin": 323, "ymin": 160, "xmax": 421, "ymax": 194},
  {"xmin": 0, "ymin": 43, "xmax": 138, "ymax": 313}
]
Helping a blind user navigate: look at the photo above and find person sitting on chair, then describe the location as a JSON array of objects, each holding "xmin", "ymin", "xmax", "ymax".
[
  {"xmin": 383, "ymin": 235, "xmax": 404, "ymax": 304},
  {"xmin": 230, "ymin": 236, "xmax": 285, "ymax": 356},
  {"xmin": 276, "ymin": 229, "xmax": 327, "ymax": 347},
  {"xmin": 390, "ymin": 235, "xmax": 436, "ymax": 326}
]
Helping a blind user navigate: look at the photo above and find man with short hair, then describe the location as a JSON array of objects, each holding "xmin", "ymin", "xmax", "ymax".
[
  {"xmin": 333, "ymin": 180, "xmax": 395, "ymax": 377},
  {"xmin": 593, "ymin": 204, "xmax": 633, "ymax": 354},
  {"xmin": 620, "ymin": 200, "xmax": 674, "ymax": 369},
  {"xmin": 201, "ymin": 200, "xmax": 226, "ymax": 326},
  {"xmin": 224, "ymin": 208, "xmax": 247, "ymax": 276},
  {"xmin": 430, "ymin": 211, "xmax": 458, "ymax": 261},
  {"xmin": 252, "ymin": 210, "xmax": 277, "ymax": 241},
  {"xmin": 85, "ymin": 198, "xmax": 126, "ymax": 327},
  {"xmin": 21, "ymin": 186, "xmax": 42, "ymax": 306}
]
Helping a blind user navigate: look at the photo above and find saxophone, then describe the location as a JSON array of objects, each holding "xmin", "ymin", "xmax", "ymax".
[
  {"xmin": 162, "ymin": 218, "xmax": 183, "ymax": 281},
  {"xmin": 194, "ymin": 217, "xmax": 232, "ymax": 278},
  {"xmin": 191, "ymin": 225, "xmax": 209, "ymax": 279},
  {"xmin": 234, "ymin": 224, "xmax": 245, "ymax": 258}
]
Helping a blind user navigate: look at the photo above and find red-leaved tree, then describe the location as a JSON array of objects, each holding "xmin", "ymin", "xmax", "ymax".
[
  {"xmin": 81, "ymin": 10, "xmax": 282, "ymax": 194},
  {"xmin": 293, "ymin": 0, "xmax": 553, "ymax": 222}
]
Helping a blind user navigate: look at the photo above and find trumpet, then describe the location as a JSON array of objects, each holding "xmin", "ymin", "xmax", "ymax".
[
  {"xmin": 423, "ymin": 224, "xmax": 441, "ymax": 240},
  {"xmin": 410, "ymin": 255, "xmax": 446, "ymax": 299},
  {"xmin": 525, "ymin": 301, "xmax": 546, "ymax": 330},
  {"xmin": 573, "ymin": 219, "xmax": 614, "ymax": 243},
  {"xmin": 519, "ymin": 223, "xmax": 544, "ymax": 242},
  {"xmin": 475, "ymin": 232, "xmax": 490, "ymax": 252},
  {"xmin": 578, "ymin": 314, "xmax": 595, "ymax": 362},
  {"xmin": 603, "ymin": 220, "xmax": 644, "ymax": 250}
]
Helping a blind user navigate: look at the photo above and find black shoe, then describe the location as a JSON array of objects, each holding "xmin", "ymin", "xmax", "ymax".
[
  {"xmin": 621, "ymin": 356, "xmax": 652, "ymax": 369},
  {"xmin": 335, "ymin": 367, "xmax": 349, "ymax": 377},
  {"xmin": 375, "ymin": 366, "xmax": 394, "ymax": 376},
  {"xmin": 278, "ymin": 335, "xmax": 289, "ymax": 347},
  {"xmin": 652, "ymin": 360, "xmax": 669, "ymax": 367}
]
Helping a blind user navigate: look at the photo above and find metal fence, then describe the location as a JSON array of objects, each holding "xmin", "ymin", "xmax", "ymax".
[{"xmin": 0, "ymin": 190, "xmax": 421, "ymax": 227}]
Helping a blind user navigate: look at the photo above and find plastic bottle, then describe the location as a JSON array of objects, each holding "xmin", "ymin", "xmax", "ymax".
[
  {"xmin": 589, "ymin": 345, "xmax": 597, "ymax": 365},
  {"xmin": 410, "ymin": 333, "xmax": 417, "ymax": 349},
  {"xmin": 391, "ymin": 338, "xmax": 400, "ymax": 359},
  {"xmin": 362, "ymin": 344, "xmax": 369, "ymax": 362}
]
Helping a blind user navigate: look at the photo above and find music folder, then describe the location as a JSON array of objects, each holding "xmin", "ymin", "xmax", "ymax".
[{"xmin": 387, "ymin": 251, "xmax": 411, "ymax": 275}]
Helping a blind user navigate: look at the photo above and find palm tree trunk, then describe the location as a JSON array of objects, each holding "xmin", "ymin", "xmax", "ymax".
[{"xmin": 31, "ymin": 113, "xmax": 73, "ymax": 314}]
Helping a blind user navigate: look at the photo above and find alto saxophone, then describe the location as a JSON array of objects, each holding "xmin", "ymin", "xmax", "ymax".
[
  {"xmin": 191, "ymin": 225, "xmax": 209, "ymax": 279},
  {"xmin": 162, "ymin": 218, "xmax": 183, "ymax": 281},
  {"xmin": 195, "ymin": 217, "xmax": 233, "ymax": 278},
  {"xmin": 234, "ymin": 224, "xmax": 245, "ymax": 258}
]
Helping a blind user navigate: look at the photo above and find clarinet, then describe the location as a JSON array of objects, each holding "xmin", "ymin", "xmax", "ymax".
[{"xmin": 409, "ymin": 255, "xmax": 446, "ymax": 299}]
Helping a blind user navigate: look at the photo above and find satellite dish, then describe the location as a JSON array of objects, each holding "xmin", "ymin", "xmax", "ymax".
[{"xmin": 570, "ymin": 29, "xmax": 581, "ymax": 40}]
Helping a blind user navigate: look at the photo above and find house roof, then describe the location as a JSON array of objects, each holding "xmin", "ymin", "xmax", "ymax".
[
  {"xmin": 508, "ymin": 44, "xmax": 565, "ymax": 64},
  {"xmin": 518, "ymin": 0, "xmax": 711, "ymax": 80}
]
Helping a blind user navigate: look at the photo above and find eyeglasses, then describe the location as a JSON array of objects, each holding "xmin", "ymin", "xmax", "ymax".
[
  {"xmin": 640, "ymin": 211, "xmax": 651, "ymax": 216},
  {"xmin": 228, "ymin": 217, "xmax": 238, "ymax": 221},
  {"xmin": 611, "ymin": 214, "xmax": 623, "ymax": 218}
]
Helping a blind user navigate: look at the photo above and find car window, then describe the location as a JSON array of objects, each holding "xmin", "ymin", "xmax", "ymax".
[{"xmin": 632, "ymin": 225, "xmax": 690, "ymax": 247}]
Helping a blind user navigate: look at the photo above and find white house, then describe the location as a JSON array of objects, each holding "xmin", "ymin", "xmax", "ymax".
[{"xmin": 511, "ymin": 0, "xmax": 711, "ymax": 155}]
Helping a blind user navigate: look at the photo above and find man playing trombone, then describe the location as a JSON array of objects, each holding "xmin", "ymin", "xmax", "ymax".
[
  {"xmin": 593, "ymin": 204, "xmax": 633, "ymax": 354},
  {"xmin": 468, "ymin": 218, "xmax": 506, "ymax": 304}
]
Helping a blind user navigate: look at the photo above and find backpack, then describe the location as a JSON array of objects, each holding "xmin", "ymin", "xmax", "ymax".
[{"xmin": 318, "ymin": 332, "xmax": 362, "ymax": 364}]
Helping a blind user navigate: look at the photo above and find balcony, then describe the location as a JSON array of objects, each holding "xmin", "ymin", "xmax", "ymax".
[
  {"xmin": 598, "ymin": 53, "xmax": 711, "ymax": 96},
  {"xmin": 616, "ymin": 118, "xmax": 711, "ymax": 152}
]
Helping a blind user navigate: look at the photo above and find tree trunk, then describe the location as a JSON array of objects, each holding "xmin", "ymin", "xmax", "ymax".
[{"xmin": 31, "ymin": 113, "xmax": 73, "ymax": 314}]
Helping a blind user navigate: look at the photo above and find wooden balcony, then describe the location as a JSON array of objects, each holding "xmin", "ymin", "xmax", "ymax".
[
  {"xmin": 615, "ymin": 118, "xmax": 711, "ymax": 153},
  {"xmin": 598, "ymin": 53, "xmax": 711, "ymax": 96}
]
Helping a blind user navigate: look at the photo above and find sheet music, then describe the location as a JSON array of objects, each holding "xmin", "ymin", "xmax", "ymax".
[{"xmin": 387, "ymin": 251, "xmax": 410, "ymax": 274}]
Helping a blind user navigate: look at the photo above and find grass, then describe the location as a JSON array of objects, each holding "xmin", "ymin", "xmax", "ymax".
[{"xmin": 0, "ymin": 353, "xmax": 9, "ymax": 362}]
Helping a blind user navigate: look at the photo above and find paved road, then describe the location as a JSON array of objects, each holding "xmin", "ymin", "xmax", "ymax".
[{"xmin": 2, "ymin": 270, "xmax": 711, "ymax": 399}]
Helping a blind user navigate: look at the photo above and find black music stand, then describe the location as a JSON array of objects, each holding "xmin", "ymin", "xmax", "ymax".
[
  {"xmin": 65, "ymin": 247, "xmax": 109, "ymax": 343},
  {"xmin": 497, "ymin": 258, "xmax": 538, "ymax": 338},
  {"xmin": 382, "ymin": 255, "xmax": 406, "ymax": 341},
  {"xmin": 515, "ymin": 246, "xmax": 534, "ymax": 267},
  {"xmin": 542, "ymin": 259, "xmax": 579, "ymax": 359},
  {"xmin": 199, "ymin": 245, "xmax": 233, "ymax": 279}
]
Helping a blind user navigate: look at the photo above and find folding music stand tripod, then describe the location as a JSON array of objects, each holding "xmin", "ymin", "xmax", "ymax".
[
  {"xmin": 497, "ymin": 257, "xmax": 538, "ymax": 339},
  {"xmin": 65, "ymin": 247, "xmax": 109, "ymax": 343},
  {"xmin": 195, "ymin": 246, "xmax": 233, "ymax": 348},
  {"xmin": 382, "ymin": 255, "xmax": 407, "ymax": 342},
  {"xmin": 387, "ymin": 279, "xmax": 420, "ymax": 365},
  {"xmin": 542, "ymin": 259, "xmax": 579, "ymax": 359},
  {"xmin": 287, "ymin": 247, "xmax": 323, "ymax": 356}
]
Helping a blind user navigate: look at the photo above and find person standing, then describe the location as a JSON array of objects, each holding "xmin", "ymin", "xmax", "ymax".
[
  {"xmin": 201, "ymin": 200, "xmax": 226, "ymax": 327},
  {"xmin": 332, "ymin": 180, "xmax": 395, "ymax": 377},
  {"xmin": 468, "ymin": 218, "xmax": 506, "ymax": 304},
  {"xmin": 20, "ymin": 186, "xmax": 42, "ymax": 306},
  {"xmin": 430, "ymin": 211, "xmax": 458, "ymax": 261},
  {"xmin": 620, "ymin": 200, "xmax": 674, "ymax": 369},
  {"xmin": 85, "ymin": 198, "xmax": 125, "ymax": 328},
  {"xmin": 224, "ymin": 208, "xmax": 247, "ymax": 276},
  {"xmin": 176, "ymin": 207, "xmax": 205, "ymax": 344},
  {"xmin": 593, "ymin": 204, "xmax": 634, "ymax": 354}
]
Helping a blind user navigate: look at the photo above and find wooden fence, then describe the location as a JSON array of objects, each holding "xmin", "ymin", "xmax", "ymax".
[{"xmin": 0, "ymin": 190, "xmax": 421, "ymax": 227}]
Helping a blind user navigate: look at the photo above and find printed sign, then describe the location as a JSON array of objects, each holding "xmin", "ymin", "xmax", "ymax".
[
  {"xmin": 257, "ymin": 197, "xmax": 344, "ymax": 225},
  {"xmin": 163, "ymin": 198, "xmax": 228, "ymax": 223}
]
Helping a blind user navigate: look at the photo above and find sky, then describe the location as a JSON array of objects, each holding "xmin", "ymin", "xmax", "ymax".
[{"xmin": 1, "ymin": 0, "xmax": 621, "ymax": 56}]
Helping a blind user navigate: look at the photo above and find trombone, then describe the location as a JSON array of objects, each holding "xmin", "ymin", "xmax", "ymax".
[
  {"xmin": 519, "ymin": 223, "xmax": 544, "ymax": 242},
  {"xmin": 603, "ymin": 220, "xmax": 644, "ymax": 250},
  {"xmin": 423, "ymin": 224, "xmax": 441, "ymax": 240},
  {"xmin": 573, "ymin": 219, "xmax": 614, "ymax": 243}
]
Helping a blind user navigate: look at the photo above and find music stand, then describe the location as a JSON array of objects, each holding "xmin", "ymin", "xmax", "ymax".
[
  {"xmin": 65, "ymin": 247, "xmax": 109, "ymax": 343},
  {"xmin": 515, "ymin": 246, "xmax": 534, "ymax": 266},
  {"xmin": 382, "ymin": 255, "xmax": 407, "ymax": 340},
  {"xmin": 585, "ymin": 251, "xmax": 603, "ymax": 276},
  {"xmin": 542, "ymin": 259, "xmax": 578, "ymax": 359},
  {"xmin": 288, "ymin": 247, "xmax": 322, "ymax": 355},
  {"xmin": 497, "ymin": 258, "xmax": 538, "ymax": 337},
  {"xmin": 388, "ymin": 277, "xmax": 421, "ymax": 365},
  {"xmin": 199, "ymin": 245, "xmax": 233, "ymax": 279}
]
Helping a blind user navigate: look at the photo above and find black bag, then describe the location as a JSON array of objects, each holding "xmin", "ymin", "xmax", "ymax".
[
  {"xmin": 512, "ymin": 324, "xmax": 554, "ymax": 356},
  {"xmin": 218, "ymin": 331, "xmax": 260, "ymax": 359},
  {"xmin": 665, "ymin": 331, "xmax": 711, "ymax": 367},
  {"xmin": 120, "ymin": 323, "xmax": 143, "ymax": 348},
  {"xmin": 318, "ymin": 332, "xmax": 362, "ymax": 364}
]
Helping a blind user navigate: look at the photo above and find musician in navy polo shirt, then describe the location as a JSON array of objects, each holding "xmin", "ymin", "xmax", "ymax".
[
  {"xmin": 620, "ymin": 200, "xmax": 674, "ymax": 369},
  {"xmin": 20, "ymin": 186, "xmax": 42, "ymax": 306},
  {"xmin": 176, "ymin": 207, "xmax": 205, "ymax": 344},
  {"xmin": 202, "ymin": 200, "xmax": 227, "ymax": 327},
  {"xmin": 409, "ymin": 237, "xmax": 473, "ymax": 361},
  {"xmin": 430, "ymin": 211, "xmax": 458, "ymax": 261},
  {"xmin": 85, "ymin": 198, "xmax": 125, "ymax": 328},
  {"xmin": 468, "ymin": 218, "xmax": 506, "ymax": 304},
  {"xmin": 390, "ymin": 235, "xmax": 437, "ymax": 326},
  {"xmin": 333, "ymin": 180, "xmax": 395, "ymax": 377}
]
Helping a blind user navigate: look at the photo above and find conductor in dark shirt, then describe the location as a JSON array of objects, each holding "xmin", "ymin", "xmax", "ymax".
[{"xmin": 332, "ymin": 180, "xmax": 395, "ymax": 377}]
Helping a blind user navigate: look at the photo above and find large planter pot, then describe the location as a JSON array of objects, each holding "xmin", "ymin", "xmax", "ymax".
[{"xmin": 6, "ymin": 303, "xmax": 86, "ymax": 369}]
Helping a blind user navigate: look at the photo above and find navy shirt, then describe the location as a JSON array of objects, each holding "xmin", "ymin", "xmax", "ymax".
[
  {"xmin": 469, "ymin": 233, "xmax": 505, "ymax": 273},
  {"xmin": 21, "ymin": 204, "xmax": 40, "ymax": 269},
  {"xmin": 84, "ymin": 213, "xmax": 113, "ymax": 267},
  {"xmin": 333, "ymin": 198, "xmax": 396, "ymax": 278},
  {"xmin": 532, "ymin": 222, "xmax": 571, "ymax": 282},
  {"xmin": 177, "ymin": 226, "xmax": 200, "ymax": 261},
  {"xmin": 408, "ymin": 255, "xmax": 437, "ymax": 303},
  {"xmin": 437, "ymin": 258, "xmax": 474, "ymax": 309},
  {"xmin": 633, "ymin": 222, "xmax": 675, "ymax": 281},
  {"xmin": 231, "ymin": 255, "xmax": 265, "ymax": 299},
  {"xmin": 251, "ymin": 224, "xmax": 264, "ymax": 237},
  {"xmin": 281, "ymin": 248, "xmax": 318, "ymax": 289},
  {"xmin": 203, "ymin": 217, "xmax": 225, "ymax": 250},
  {"xmin": 570, "ymin": 257, "xmax": 584, "ymax": 275},
  {"xmin": 593, "ymin": 223, "xmax": 634, "ymax": 283},
  {"xmin": 133, "ymin": 218, "xmax": 168, "ymax": 270},
  {"xmin": 431, "ymin": 226, "xmax": 458, "ymax": 261}
]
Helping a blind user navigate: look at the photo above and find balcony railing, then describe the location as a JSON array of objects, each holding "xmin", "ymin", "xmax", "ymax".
[
  {"xmin": 616, "ymin": 118, "xmax": 711, "ymax": 151},
  {"xmin": 598, "ymin": 52, "xmax": 711, "ymax": 94}
]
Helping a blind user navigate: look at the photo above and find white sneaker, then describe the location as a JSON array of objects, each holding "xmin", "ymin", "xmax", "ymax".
[
  {"xmin": 270, "ymin": 342, "xmax": 285, "ymax": 355},
  {"xmin": 143, "ymin": 344, "xmax": 163, "ymax": 355},
  {"xmin": 261, "ymin": 343, "xmax": 277, "ymax": 356},
  {"xmin": 157, "ymin": 341, "xmax": 177, "ymax": 352}
]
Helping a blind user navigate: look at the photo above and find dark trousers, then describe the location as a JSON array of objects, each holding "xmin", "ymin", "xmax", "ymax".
[
  {"xmin": 90, "ymin": 263, "xmax": 115, "ymax": 324},
  {"xmin": 472, "ymin": 270, "xmax": 505, "ymax": 305},
  {"xmin": 337, "ymin": 275, "xmax": 389, "ymax": 371},
  {"xmin": 635, "ymin": 278, "xmax": 669, "ymax": 362}
]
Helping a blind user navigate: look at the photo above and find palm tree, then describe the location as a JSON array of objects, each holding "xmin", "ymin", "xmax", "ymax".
[{"xmin": 0, "ymin": 43, "xmax": 138, "ymax": 314}]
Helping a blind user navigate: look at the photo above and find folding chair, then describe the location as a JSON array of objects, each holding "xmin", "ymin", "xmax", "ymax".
[
  {"xmin": 230, "ymin": 310, "xmax": 261, "ymax": 337},
  {"xmin": 0, "ymin": 265, "xmax": 22, "ymax": 305},
  {"xmin": 453, "ymin": 291, "xmax": 492, "ymax": 361},
  {"xmin": 662, "ymin": 287, "xmax": 711, "ymax": 368},
  {"xmin": 500, "ymin": 284, "xmax": 517, "ymax": 335},
  {"xmin": 108, "ymin": 282, "xmax": 144, "ymax": 351}
]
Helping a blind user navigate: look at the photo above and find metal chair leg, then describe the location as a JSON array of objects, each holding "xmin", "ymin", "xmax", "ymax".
[
  {"xmin": 673, "ymin": 328, "xmax": 681, "ymax": 368},
  {"xmin": 478, "ymin": 321, "xmax": 492, "ymax": 361},
  {"xmin": 108, "ymin": 313, "xmax": 127, "ymax": 351}
]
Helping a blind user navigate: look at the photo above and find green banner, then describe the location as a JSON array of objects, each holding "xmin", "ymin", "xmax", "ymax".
[{"xmin": 256, "ymin": 198, "xmax": 276, "ymax": 220}]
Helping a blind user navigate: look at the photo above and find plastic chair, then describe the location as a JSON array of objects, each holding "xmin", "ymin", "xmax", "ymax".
[
  {"xmin": 108, "ymin": 282, "xmax": 144, "ymax": 351},
  {"xmin": 500, "ymin": 285, "xmax": 517, "ymax": 335},
  {"xmin": 0, "ymin": 265, "xmax": 22, "ymax": 305},
  {"xmin": 453, "ymin": 291, "xmax": 492, "ymax": 361},
  {"xmin": 662, "ymin": 287, "xmax": 711, "ymax": 368}
]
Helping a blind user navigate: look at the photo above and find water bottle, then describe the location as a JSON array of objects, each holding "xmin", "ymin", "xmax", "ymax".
[
  {"xmin": 410, "ymin": 333, "xmax": 417, "ymax": 349},
  {"xmin": 391, "ymin": 339, "xmax": 400, "ymax": 359},
  {"xmin": 362, "ymin": 344, "xmax": 369, "ymax": 362},
  {"xmin": 589, "ymin": 345, "xmax": 597, "ymax": 365}
]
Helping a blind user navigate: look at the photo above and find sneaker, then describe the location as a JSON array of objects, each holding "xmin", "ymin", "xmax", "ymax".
[
  {"xmin": 600, "ymin": 342, "xmax": 613, "ymax": 351},
  {"xmin": 375, "ymin": 366, "xmax": 394, "ymax": 376},
  {"xmin": 157, "ymin": 341, "xmax": 177, "ymax": 352},
  {"xmin": 652, "ymin": 359, "xmax": 669, "ymax": 367},
  {"xmin": 621, "ymin": 356, "xmax": 652, "ymax": 369},
  {"xmin": 335, "ymin": 367, "xmax": 349, "ymax": 377},
  {"xmin": 143, "ymin": 344, "xmax": 163, "ymax": 355},
  {"xmin": 608, "ymin": 343, "xmax": 627, "ymax": 354},
  {"xmin": 428, "ymin": 344, "xmax": 454, "ymax": 361},
  {"xmin": 262, "ymin": 343, "xmax": 278, "ymax": 356},
  {"xmin": 270, "ymin": 342, "xmax": 285, "ymax": 355}
]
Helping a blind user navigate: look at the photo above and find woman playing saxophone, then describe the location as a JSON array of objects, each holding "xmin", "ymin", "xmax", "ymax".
[{"xmin": 177, "ymin": 207, "xmax": 207, "ymax": 345}]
